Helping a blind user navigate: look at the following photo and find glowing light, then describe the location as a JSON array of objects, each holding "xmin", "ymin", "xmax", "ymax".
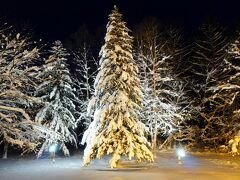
[
  {"xmin": 49, "ymin": 144, "xmax": 56, "ymax": 153},
  {"xmin": 177, "ymin": 148, "xmax": 186, "ymax": 158}
]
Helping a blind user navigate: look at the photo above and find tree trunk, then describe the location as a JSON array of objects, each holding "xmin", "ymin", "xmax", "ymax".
[
  {"xmin": 152, "ymin": 118, "xmax": 158, "ymax": 157},
  {"xmin": 37, "ymin": 141, "xmax": 48, "ymax": 159},
  {"xmin": 3, "ymin": 141, "xmax": 9, "ymax": 159}
]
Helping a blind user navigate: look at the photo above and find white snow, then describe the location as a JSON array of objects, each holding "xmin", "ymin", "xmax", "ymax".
[{"xmin": 1, "ymin": 152, "xmax": 240, "ymax": 180}]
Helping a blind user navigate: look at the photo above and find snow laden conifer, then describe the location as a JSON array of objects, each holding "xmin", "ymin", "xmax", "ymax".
[
  {"xmin": 81, "ymin": 6, "xmax": 153, "ymax": 168},
  {"xmin": 35, "ymin": 41, "xmax": 78, "ymax": 157},
  {"xmin": 214, "ymin": 39, "xmax": 240, "ymax": 152},
  {"xmin": 187, "ymin": 24, "xmax": 229, "ymax": 149},
  {"xmin": 223, "ymin": 40, "xmax": 240, "ymax": 117}
]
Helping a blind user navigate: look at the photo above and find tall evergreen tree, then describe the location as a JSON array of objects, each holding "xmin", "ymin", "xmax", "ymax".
[
  {"xmin": 187, "ymin": 24, "xmax": 229, "ymax": 149},
  {"xmin": 35, "ymin": 41, "xmax": 79, "ymax": 157},
  {"xmin": 81, "ymin": 6, "xmax": 153, "ymax": 168},
  {"xmin": 225, "ymin": 39, "xmax": 240, "ymax": 115},
  {"xmin": 212, "ymin": 39, "xmax": 240, "ymax": 138},
  {"xmin": 223, "ymin": 39, "xmax": 240, "ymax": 153}
]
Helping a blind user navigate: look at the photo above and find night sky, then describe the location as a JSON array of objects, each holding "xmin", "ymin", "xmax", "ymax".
[{"xmin": 1, "ymin": 0, "xmax": 240, "ymax": 40}]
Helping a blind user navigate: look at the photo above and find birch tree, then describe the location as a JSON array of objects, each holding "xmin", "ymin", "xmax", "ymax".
[
  {"xmin": 72, "ymin": 44, "xmax": 98, "ymax": 128},
  {"xmin": 134, "ymin": 18, "xmax": 189, "ymax": 153}
]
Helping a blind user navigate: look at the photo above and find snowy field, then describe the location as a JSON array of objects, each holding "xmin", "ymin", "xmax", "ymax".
[{"xmin": 1, "ymin": 151, "xmax": 240, "ymax": 180}]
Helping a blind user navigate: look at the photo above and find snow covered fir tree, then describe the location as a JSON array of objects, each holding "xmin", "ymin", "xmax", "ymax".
[
  {"xmin": 217, "ymin": 38, "xmax": 240, "ymax": 154},
  {"xmin": 81, "ymin": 6, "xmax": 153, "ymax": 168},
  {"xmin": 226, "ymin": 39, "xmax": 240, "ymax": 116},
  {"xmin": 185, "ymin": 24, "xmax": 231, "ymax": 149},
  {"xmin": 35, "ymin": 41, "xmax": 79, "ymax": 157}
]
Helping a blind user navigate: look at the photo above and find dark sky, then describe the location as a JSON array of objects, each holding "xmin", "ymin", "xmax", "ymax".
[{"xmin": 1, "ymin": 0, "xmax": 240, "ymax": 40}]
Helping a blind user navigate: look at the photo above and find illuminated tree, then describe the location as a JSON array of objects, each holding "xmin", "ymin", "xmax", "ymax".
[
  {"xmin": 134, "ymin": 18, "xmax": 190, "ymax": 152},
  {"xmin": 72, "ymin": 45, "xmax": 98, "ymax": 128},
  {"xmin": 0, "ymin": 26, "xmax": 41, "ymax": 158},
  {"xmin": 81, "ymin": 6, "xmax": 153, "ymax": 168}
]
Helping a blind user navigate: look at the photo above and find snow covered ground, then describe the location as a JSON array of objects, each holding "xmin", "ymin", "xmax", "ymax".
[{"xmin": 0, "ymin": 151, "xmax": 240, "ymax": 180}]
